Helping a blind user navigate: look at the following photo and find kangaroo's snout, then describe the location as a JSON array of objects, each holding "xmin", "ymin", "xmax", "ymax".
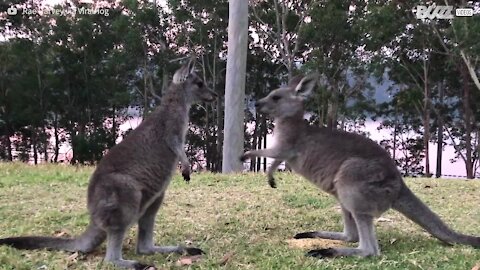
[
  {"xmin": 255, "ymin": 100, "xmax": 266, "ymax": 108},
  {"xmin": 200, "ymin": 88, "xmax": 218, "ymax": 102},
  {"xmin": 211, "ymin": 90, "xmax": 218, "ymax": 98}
]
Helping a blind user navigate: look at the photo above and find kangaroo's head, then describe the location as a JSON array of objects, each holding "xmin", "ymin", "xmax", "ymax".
[
  {"xmin": 172, "ymin": 58, "xmax": 217, "ymax": 103},
  {"xmin": 255, "ymin": 74, "xmax": 317, "ymax": 119}
]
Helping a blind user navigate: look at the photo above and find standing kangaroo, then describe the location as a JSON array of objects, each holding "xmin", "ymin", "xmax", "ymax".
[
  {"xmin": 0, "ymin": 59, "xmax": 217, "ymax": 269},
  {"xmin": 241, "ymin": 74, "xmax": 480, "ymax": 258}
]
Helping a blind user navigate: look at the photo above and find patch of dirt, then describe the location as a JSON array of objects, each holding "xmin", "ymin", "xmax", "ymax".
[{"xmin": 285, "ymin": 238, "xmax": 345, "ymax": 249}]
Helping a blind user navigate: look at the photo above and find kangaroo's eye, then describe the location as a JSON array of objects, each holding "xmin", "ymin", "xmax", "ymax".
[
  {"xmin": 196, "ymin": 81, "xmax": 204, "ymax": 88},
  {"xmin": 272, "ymin": 95, "xmax": 281, "ymax": 101}
]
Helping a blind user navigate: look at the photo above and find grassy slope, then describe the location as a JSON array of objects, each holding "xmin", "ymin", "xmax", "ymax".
[{"xmin": 0, "ymin": 163, "xmax": 479, "ymax": 270}]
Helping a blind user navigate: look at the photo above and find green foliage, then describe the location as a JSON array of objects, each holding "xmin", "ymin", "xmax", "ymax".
[{"xmin": 1, "ymin": 0, "xmax": 479, "ymax": 176}]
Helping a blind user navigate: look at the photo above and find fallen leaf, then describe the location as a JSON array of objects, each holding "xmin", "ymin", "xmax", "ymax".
[
  {"xmin": 389, "ymin": 238, "xmax": 397, "ymax": 245},
  {"xmin": 175, "ymin": 255, "xmax": 203, "ymax": 266},
  {"xmin": 53, "ymin": 229, "xmax": 71, "ymax": 238},
  {"xmin": 376, "ymin": 217, "xmax": 392, "ymax": 223},
  {"xmin": 218, "ymin": 252, "xmax": 235, "ymax": 266},
  {"xmin": 66, "ymin": 252, "xmax": 78, "ymax": 262}
]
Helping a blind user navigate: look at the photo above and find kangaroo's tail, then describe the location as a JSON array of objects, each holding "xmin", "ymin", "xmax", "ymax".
[
  {"xmin": 0, "ymin": 223, "xmax": 106, "ymax": 252},
  {"xmin": 392, "ymin": 184, "xmax": 480, "ymax": 247}
]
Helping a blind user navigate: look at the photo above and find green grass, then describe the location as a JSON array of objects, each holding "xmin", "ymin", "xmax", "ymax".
[{"xmin": 0, "ymin": 162, "xmax": 479, "ymax": 269}]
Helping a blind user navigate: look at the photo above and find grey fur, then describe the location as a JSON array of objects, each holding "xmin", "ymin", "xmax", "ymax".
[
  {"xmin": 0, "ymin": 59, "xmax": 215, "ymax": 269},
  {"xmin": 241, "ymin": 73, "xmax": 480, "ymax": 258}
]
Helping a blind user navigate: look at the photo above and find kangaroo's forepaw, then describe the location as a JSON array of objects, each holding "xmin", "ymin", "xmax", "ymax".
[
  {"xmin": 239, "ymin": 151, "xmax": 251, "ymax": 162},
  {"xmin": 182, "ymin": 171, "xmax": 191, "ymax": 182},
  {"xmin": 268, "ymin": 177, "xmax": 277, "ymax": 188},
  {"xmin": 306, "ymin": 248, "xmax": 336, "ymax": 258},
  {"xmin": 184, "ymin": 247, "xmax": 205, "ymax": 256}
]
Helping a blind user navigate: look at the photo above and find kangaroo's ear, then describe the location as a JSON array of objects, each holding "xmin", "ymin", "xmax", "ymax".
[
  {"xmin": 173, "ymin": 58, "xmax": 195, "ymax": 84},
  {"xmin": 187, "ymin": 57, "xmax": 196, "ymax": 74},
  {"xmin": 288, "ymin": 75, "xmax": 304, "ymax": 87},
  {"xmin": 294, "ymin": 73, "xmax": 317, "ymax": 98}
]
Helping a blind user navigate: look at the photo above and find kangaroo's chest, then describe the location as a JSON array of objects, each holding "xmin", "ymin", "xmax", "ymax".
[{"xmin": 287, "ymin": 155, "xmax": 338, "ymax": 195}]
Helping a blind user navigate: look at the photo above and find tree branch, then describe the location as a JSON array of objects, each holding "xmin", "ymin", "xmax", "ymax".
[{"xmin": 460, "ymin": 50, "xmax": 480, "ymax": 91}]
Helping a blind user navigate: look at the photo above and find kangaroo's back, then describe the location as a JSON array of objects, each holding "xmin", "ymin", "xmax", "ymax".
[{"xmin": 281, "ymin": 122, "xmax": 400, "ymax": 195}]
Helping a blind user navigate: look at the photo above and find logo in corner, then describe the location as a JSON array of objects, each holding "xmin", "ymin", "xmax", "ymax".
[
  {"xmin": 7, "ymin": 6, "xmax": 18, "ymax": 15},
  {"xmin": 414, "ymin": 5, "xmax": 455, "ymax": 19}
]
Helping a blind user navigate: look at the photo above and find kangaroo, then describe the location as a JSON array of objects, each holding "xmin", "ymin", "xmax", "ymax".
[
  {"xmin": 0, "ymin": 59, "xmax": 217, "ymax": 269},
  {"xmin": 241, "ymin": 73, "xmax": 480, "ymax": 258}
]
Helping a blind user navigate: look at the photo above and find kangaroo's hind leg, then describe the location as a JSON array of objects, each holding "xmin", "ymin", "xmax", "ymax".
[
  {"xmin": 91, "ymin": 175, "xmax": 155, "ymax": 269},
  {"xmin": 304, "ymin": 158, "xmax": 399, "ymax": 258},
  {"xmin": 105, "ymin": 228, "xmax": 156, "ymax": 269},
  {"xmin": 136, "ymin": 193, "xmax": 204, "ymax": 256},
  {"xmin": 294, "ymin": 206, "xmax": 359, "ymax": 242},
  {"xmin": 306, "ymin": 213, "xmax": 379, "ymax": 258}
]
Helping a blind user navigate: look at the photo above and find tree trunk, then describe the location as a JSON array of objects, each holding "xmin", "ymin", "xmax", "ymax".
[
  {"xmin": 461, "ymin": 66, "xmax": 474, "ymax": 179},
  {"xmin": 32, "ymin": 128, "xmax": 38, "ymax": 165},
  {"xmin": 256, "ymin": 121, "xmax": 263, "ymax": 172},
  {"xmin": 205, "ymin": 104, "xmax": 211, "ymax": 171},
  {"xmin": 215, "ymin": 95, "xmax": 224, "ymax": 172},
  {"xmin": 250, "ymin": 113, "xmax": 260, "ymax": 172},
  {"xmin": 327, "ymin": 82, "xmax": 339, "ymax": 130},
  {"xmin": 222, "ymin": 0, "xmax": 248, "ymax": 173},
  {"xmin": 423, "ymin": 59, "xmax": 431, "ymax": 177},
  {"xmin": 53, "ymin": 113, "xmax": 59, "ymax": 163},
  {"xmin": 111, "ymin": 105, "xmax": 116, "ymax": 148},
  {"xmin": 435, "ymin": 82, "xmax": 444, "ymax": 178},
  {"xmin": 263, "ymin": 124, "xmax": 267, "ymax": 172},
  {"xmin": 71, "ymin": 123, "xmax": 85, "ymax": 165},
  {"xmin": 393, "ymin": 105, "xmax": 398, "ymax": 160},
  {"xmin": 43, "ymin": 126, "xmax": 48, "ymax": 162},
  {"xmin": 4, "ymin": 134, "xmax": 12, "ymax": 161}
]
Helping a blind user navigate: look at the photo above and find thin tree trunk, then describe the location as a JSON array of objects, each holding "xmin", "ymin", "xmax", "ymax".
[
  {"xmin": 216, "ymin": 96, "xmax": 224, "ymax": 172},
  {"xmin": 461, "ymin": 66, "xmax": 474, "ymax": 179},
  {"xmin": 143, "ymin": 56, "xmax": 149, "ymax": 118},
  {"xmin": 263, "ymin": 117, "xmax": 267, "ymax": 172},
  {"xmin": 251, "ymin": 113, "xmax": 260, "ymax": 172},
  {"xmin": 393, "ymin": 105, "xmax": 398, "ymax": 160},
  {"xmin": 111, "ymin": 106, "xmax": 116, "ymax": 148},
  {"xmin": 4, "ymin": 134, "xmax": 12, "ymax": 161},
  {"xmin": 43, "ymin": 127, "xmax": 48, "ymax": 162},
  {"xmin": 205, "ymin": 104, "xmax": 211, "ymax": 171},
  {"xmin": 32, "ymin": 128, "xmax": 38, "ymax": 165},
  {"xmin": 327, "ymin": 82, "xmax": 339, "ymax": 130},
  {"xmin": 222, "ymin": 0, "xmax": 248, "ymax": 173},
  {"xmin": 53, "ymin": 113, "xmax": 59, "ymax": 163},
  {"xmin": 423, "ymin": 58, "xmax": 431, "ymax": 177},
  {"xmin": 435, "ymin": 82, "xmax": 444, "ymax": 178},
  {"xmin": 256, "ymin": 120, "xmax": 263, "ymax": 172}
]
